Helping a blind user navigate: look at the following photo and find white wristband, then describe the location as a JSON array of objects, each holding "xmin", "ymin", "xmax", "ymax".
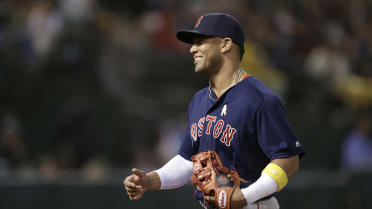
[
  {"xmin": 241, "ymin": 173, "xmax": 277, "ymax": 204},
  {"xmin": 155, "ymin": 155, "xmax": 193, "ymax": 189}
]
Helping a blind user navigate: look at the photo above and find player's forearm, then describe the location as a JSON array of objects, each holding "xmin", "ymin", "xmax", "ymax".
[
  {"xmin": 241, "ymin": 155, "xmax": 300, "ymax": 204},
  {"xmin": 146, "ymin": 171, "xmax": 161, "ymax": 190},
  {"xmin": 271, "ymin": 155, "xmax": 299, "ymax": 179},
  {"xmin": 230, "ymin": 187, "xmax": 248, "ymax": 209},
  {"xmin": 155, "ymin": 155, "xmax": 193, "ymax": 189}
]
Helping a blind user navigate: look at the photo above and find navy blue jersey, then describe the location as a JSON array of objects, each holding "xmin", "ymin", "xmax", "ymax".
[{"xmin": 178, "ymin": 76, "xmax": 306, "ymax": 194}]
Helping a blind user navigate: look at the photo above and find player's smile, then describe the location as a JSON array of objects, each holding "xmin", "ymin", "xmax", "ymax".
[
  {"xmin": 190, "ymin": 36, "xmax": 221, "ymax": 73},
  {"xmin": 194, "ymin": 56, "xmax": 202, "ymax": 64},
  {"xmin": 190, "ymin": 36, "xmax": 208, "ymax": 68}
]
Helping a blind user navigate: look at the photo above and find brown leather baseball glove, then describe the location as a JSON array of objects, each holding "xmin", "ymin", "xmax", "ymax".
[{"xmin": 191, "ymin": 150, "xmax": 243, "ymax": 209}]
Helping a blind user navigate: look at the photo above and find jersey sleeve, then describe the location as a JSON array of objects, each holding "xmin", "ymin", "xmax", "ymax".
[
  {"xmin": 178, "ymin": 127, "xmax": 195, "ymax": 161},
  {"xmin": 256, "ymin": 94, "xmax": 306, "ymax": 160},
  {"xmin": 178, "ymin": 99, "xmax": 198, "ymax": 161}
]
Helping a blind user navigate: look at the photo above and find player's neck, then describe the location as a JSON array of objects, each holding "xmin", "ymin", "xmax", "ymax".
[{"xmin": 209, "ymin": 63, "xmax": 244, "ymax": 98}]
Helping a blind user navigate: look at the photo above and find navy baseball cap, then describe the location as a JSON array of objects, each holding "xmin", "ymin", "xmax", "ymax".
[{"xmin": 176, "ymin": 13, "xmax": 245, "ymax": 56}]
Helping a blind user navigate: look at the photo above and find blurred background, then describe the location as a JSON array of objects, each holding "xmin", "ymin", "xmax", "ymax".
[{"xmin": 0, "ymin": 0, "xmax": 371, "ymax": 209}]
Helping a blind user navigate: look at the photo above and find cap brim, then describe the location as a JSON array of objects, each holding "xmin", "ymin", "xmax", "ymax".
[{"xmin": 176, "ymin": 30, "xmax": 212, "ymax": 44}]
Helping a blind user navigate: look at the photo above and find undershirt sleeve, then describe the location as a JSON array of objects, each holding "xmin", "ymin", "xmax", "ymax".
[{"xmin": 155, "ymin": 155, "xmax": 193, "ymax": 189}]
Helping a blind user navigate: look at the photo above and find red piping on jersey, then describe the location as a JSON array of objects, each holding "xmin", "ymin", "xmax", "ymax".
[{"xmin": 242, "ymin": 73, "xmax": 250, "ymax": 80}]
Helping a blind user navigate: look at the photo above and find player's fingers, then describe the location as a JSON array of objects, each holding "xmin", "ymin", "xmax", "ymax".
[
  {"xmin": 127, "ymin": 189, "xmax": 143, "ymax": 199},
  {"xmin": 132, "ymin": 168, "xmax": 143, "ymax": 173},
  {"xmin": 198, "ymin": 170, "xmax": 211, "ymax": 179},
  {"xmin": 125, "ymin": 185, "xmax": 136, "ymax": 192},
  {"xmin": 127, "ymin": 190, "xmax": 140, "ymax": 196},
  {"xmin": 128, "ymin": 194, "xmax": 138, "ymax": 200},
  {"xmin": 132, "ymin": 175, "xmax": 141, "ymax": 183},
  {"xmin": 129, "ymin": 189, "xmax": 144, "ymax": 196},
  {"xmin": 124, "ymin": 177, "xmax": 140, "ymax": 190},
  {"xmin": 127, "ymin": 188, "xmax": 140, "ymax": 194},
  {"xmin": 204, "ymin": 195, "xmax": 215, "ymax": 202},
  {"xmin": 126, "ymin": 185, "xmax": 143, "ymax": 193},
  {"xmin": 124, "ymin": 179, "xmax": 136, "ymax": 187},
  {"xmin": 132, "ymin": 168, "xmax": 146, "ymax": 180},
  {"xmin": 131, "ymin": 194, "xmax": 143, "ymax": 200}
]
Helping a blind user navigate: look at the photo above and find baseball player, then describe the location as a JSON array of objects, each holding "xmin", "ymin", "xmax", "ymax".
[{"xmin": 123, "ymin": 13, "xmax": 306, "ymax": 209}]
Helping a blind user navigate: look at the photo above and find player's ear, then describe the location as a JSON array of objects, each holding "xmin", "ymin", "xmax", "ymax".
[{"xmin": 220, "ymin": 38, "xmax": 233, "ymax": 53}]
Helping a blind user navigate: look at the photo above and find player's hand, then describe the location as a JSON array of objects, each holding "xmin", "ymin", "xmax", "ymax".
[
  {"xmin": 123, "ymin": 168, "xmax": 148, "ymax": 200},
  {"xmin": 230, "ymin": 187, "xmax": 248, "ymax": 209},
  {"xmin": 204, "ymin": 187, "xmax": 247, "ymax": 209}
]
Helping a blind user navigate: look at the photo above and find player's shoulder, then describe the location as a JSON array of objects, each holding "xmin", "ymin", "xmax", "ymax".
[
  {"xmin": 191, "ymin": 86, "xmax": 209, "ymax": 102},
  {"xmin": 188, "ymin": 86, "xmax": 209, "ymax": 108},
  {"xmin": 194, "ymin": 86, "xmax": 209, "ymax": 98},
  {"xmin": 239, "ymin": 76, "xmax": 282, "ymax": 107}
]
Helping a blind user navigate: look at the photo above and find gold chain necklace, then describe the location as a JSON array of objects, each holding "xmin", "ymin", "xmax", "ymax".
[{"xmin": 208, "ymin": 68, "xmax": 245, "ymax": 101}]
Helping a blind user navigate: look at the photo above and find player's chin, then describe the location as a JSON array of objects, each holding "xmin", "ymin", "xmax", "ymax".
[{"xmin": 194, "ymin": 65, "xmax": 204, "ymax": 73}]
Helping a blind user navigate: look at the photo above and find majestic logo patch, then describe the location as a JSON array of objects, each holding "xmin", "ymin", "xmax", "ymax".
[
  {"xmin": 195, "ymin": 15, "xmax": 203, "ymax": 28},
  {"xmin": 218, "ymin": 190, "xmax": 227, "ymax": 208},
  {"xmin": 295, "ymin": 141, "xmax": 301, "ymax": 147}
]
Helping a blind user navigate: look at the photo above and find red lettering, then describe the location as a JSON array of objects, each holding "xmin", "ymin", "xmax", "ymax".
[
  {"xmin": 190, "ymin": 123, "xmax": 197, "ymax": 141},
  {"xmin": 220, "ymin": 124, "xmax": 236, "ymax": 146},
  {"xmin": 198, "ymin": 117, "xmax": 205, "ymax": 137},
  {"xmin": 213, "ymin": 119, "xmax": 224, "ymax": 138},
  {"xmin": 205, "ymin": 115, "xmax": 217, "ymax": 135}
]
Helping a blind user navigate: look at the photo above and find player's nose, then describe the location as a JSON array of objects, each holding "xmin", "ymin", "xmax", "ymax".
[{"xmin": 190, "ymin": 44, "xmax": 198, "ymax": 56}]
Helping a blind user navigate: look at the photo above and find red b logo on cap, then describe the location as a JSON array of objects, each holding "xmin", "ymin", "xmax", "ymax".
[{"xmin": 194, "ymin": 15, "xmax": 203, "ymax": 28}]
